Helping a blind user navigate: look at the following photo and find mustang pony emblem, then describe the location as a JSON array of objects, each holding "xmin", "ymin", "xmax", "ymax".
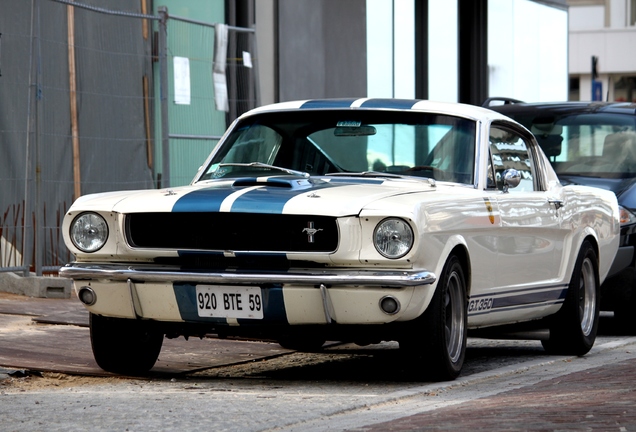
[{"xmin": 302, "ymin": 222, "xmax": 323, "ymax": 243}]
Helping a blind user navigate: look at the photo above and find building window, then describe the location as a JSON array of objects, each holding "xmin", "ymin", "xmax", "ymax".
[{"xmin": 569, "ymin": 77, "xmax": 580, "ymax": 101}]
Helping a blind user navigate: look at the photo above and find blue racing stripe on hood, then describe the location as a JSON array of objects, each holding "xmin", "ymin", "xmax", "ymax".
[
  {"xmin": 300, "ymin": 99, "xmax": 358, "ymax": 109},
  {"xmin": 230, "ymin": 181, "xmax": 337, "ymax": 213},
  {"xmin": 360, "ymin": 99, "xmax": 419, "ymax": 109},
  {"xmin": 172, "ymin": 176, "xmax": 385, "ymax": 214},
  {"xmin": 172, "ymin": 186, "xmax": 238, "ymax": 212}
]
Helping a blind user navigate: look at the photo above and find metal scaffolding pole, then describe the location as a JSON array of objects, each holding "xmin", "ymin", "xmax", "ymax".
[{"xmin": 158, "ymin": 6, "xmax": 170, "ymax": 188}]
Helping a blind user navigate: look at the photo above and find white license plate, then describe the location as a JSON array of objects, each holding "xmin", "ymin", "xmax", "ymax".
[{"xmin": 195, "ymin": 285, "xmax": 264, "ymax": 319}]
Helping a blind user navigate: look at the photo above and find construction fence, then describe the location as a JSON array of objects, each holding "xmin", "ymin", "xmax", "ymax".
[{"xmin": 0, "ymin": 0, "xmax": 259, "ymax": 276}]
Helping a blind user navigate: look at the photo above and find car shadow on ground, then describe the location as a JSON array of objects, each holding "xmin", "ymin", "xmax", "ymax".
[
  {"xmin": 184, "ymin": 341, "xmax": 548, "ymax": 383},
  {"xmin": 184, "ymin": 314, "xmax": 628, "ymax": 384}
]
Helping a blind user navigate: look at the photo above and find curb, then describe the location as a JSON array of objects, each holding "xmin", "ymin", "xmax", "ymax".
[{"xmin": 0, "ymin": 271, "xmax": 72, "ymax": 298}]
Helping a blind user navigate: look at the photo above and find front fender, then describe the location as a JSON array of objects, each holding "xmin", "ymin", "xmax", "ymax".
[
  {"xmin": 562, "ymin": 187, "xmax": 620, "ymax": 285},
  {"xmin": 407, "ymin": 234, "xmax": 470, "ymax": 320}
]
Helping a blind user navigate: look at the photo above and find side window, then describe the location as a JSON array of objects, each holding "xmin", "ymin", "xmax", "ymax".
[
  {"xmin": 486, "ymin": 148, "xmax": 497, "ymax": 189},
  {"xmin": 223, "ymin": 125, "xmax": 282, "ymax": 165},
  {"xmin": 489, "ymin": 125, "xmax": 535, "ymax": 192}
]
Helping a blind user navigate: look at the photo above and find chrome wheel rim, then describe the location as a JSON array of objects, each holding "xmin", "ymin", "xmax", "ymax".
[
  {"xmin": 445, "ymin": 270, "xmax": 465, "ymax": 363},
  {"xmin": 579, "ymin": 257, "xmax": 596, "ymax": 336}
]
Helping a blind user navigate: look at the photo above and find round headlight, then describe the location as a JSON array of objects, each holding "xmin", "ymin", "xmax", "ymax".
[
  {"xmin": 373, "ymin": 218, "xmax": 414, "ymax": 259},
  {"xmin": 70, "ymin": 212, "xmax": 109, "ymax": 253}
]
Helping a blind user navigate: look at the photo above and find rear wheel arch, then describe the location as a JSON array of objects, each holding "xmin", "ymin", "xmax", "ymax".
[
  {"xmin": 584, "ymin": 234, "xmax": 599, "ymax": 264},
  {"xmin": 577, "ymin": 233, "xmax": 600, "ymax": 271},
  {"xmin": 578, "ymin": 230, "xmax": 599, "ymax": 265},
  {"xmin": 542, "ymin": 238, "xmax": 600, "ymax": 356}
]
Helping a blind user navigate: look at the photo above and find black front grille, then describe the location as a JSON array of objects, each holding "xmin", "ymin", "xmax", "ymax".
[
  {"xmin": 154, "ymin": 255, "xmax": 327, "ymax": 270},
  {"xmin": 126, "ymin": 212, "xmax": 338, "ymax": 252}
]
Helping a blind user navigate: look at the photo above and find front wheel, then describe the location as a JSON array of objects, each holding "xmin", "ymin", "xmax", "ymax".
[
  {"xmin": 90, "ymin": 313, "xmax": 164, "ymax": 375},
  {"xmin": 401, "ymin": 255, "xmax": 467, "ymax": 381},
  {"xmin": 542, "ymin": 241, "xmax": 599, "ymax": 356}
]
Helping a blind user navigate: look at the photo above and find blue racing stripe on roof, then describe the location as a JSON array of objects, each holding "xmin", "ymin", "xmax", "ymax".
[
  {"xmin": 172, "ymin": 187, "xmax": 237, "ymax": 212},
  {"xmin": 300, "ymin": 99, "xmax": 358, "ymax": 109},
  {"xmin": 360, "ymin": 99, "xmax": 419, "ymax": 109}
]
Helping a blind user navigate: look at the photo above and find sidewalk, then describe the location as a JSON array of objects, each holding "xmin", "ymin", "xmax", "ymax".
[
  {"xmin": 0, "ymin": 291, "xmax": 291, "ymax": 377},
  {"xmin": 356, "ymin": 357, "xmax": 636, "ymax": 431},
  {"xmin": 2, "ymin": 291, "xmax": 636, "ymax": 430}
]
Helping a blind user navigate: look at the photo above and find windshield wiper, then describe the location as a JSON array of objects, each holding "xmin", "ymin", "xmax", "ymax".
[
  {"xmin": 326, "ymin": 171, "xmax": 407, "ymax": 179},
  {"xmin": 217, "ymin": 162, "xmax": 310, "ymax": 178},
  {"xmin": 558, "ymin": 173, "xmax": 602, "ymax": 178}
]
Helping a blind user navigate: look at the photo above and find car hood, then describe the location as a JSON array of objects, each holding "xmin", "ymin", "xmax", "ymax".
[
  {"xmin": 72, "ymin": 175, "xmax": 438, "ymax": 217},
  {"xmin": 558, "ymin": 174, "xmax": 636, "ymax": 209}
]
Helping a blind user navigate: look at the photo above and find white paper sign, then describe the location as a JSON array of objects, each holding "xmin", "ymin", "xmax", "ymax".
[
  {"xmin": 214, "ymin": 24, "xmax": 229, "ymax": 112},
  {"xmin": 173, "ymin": 56, "xmax": 191, "ymax": 105},
  {"xmin": 243, "ymin": 51, "xmax": 252, "ymax": 68}
]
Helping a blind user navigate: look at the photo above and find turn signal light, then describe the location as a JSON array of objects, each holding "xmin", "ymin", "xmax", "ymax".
[
  {"xmin": 380, "ymin": 296, "xmax": 400, "ymax": 315},
  {"xmin": 78, "ymin": 286, "xmax": 97, "ymax": 306}
]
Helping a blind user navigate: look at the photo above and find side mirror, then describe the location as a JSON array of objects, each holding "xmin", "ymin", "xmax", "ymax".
[{"xmin": 502, "ymin": 169, "xmax": 521, "ymax": 193}]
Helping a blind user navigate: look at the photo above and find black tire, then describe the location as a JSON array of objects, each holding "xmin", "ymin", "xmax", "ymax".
[
  {"xmin": 609, "ymin": 268, "xmax": 636, "ymax": 335},
  {"xmin": 401, "ymin": 255, "xmax": 468, "ymax": 381},
  {"xmin": 542, "ymin": 241, "xmax": 600, "ymax": 356},
  {"xmin": 277, "ymin": 337, "xmax": 326, "ymax": 352},
  {"xmin": 90, "ymin": 313, "xmax": 164, "ymax": 375},
  {"xmin": 614, "ymin": 305, "xmax": 636, "ymax": 335}
]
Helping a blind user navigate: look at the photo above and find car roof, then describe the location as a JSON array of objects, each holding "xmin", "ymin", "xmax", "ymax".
[
  {"xmin": 243, "ymin": 98, "xmax": 515, "ymax": 123},
  {"xmin": 488, "ymin": 100, "xmax": 636, "ymax": 117}
]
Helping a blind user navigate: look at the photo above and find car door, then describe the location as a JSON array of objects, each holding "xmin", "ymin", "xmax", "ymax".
[{"xmin": 479, "ymin": 123, "xmax": 565, "ymax": 322}]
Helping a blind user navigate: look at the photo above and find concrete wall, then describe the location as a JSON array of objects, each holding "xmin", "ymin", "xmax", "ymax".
[
  {"xmin": 277, "ymin": 0, "xmax": 367, "ymax": 101},
  {"xmin": 255, "ymin": 0, "xmax": 278, "ymax": 106}
]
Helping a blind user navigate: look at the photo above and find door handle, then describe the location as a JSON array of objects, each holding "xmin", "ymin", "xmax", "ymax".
[{"xmin": 548, "ymin": 198, "xmax": 564, "ymax": 210}]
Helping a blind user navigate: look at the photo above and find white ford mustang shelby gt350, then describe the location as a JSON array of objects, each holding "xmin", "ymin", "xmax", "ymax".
[{"xmin": 60, "ymin": 99, "xmax": 620, "ymax": 381}]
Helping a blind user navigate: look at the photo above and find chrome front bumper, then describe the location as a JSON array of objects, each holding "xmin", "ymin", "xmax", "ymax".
[{"xmin": 59, "ymin": 263, "xmax": 436, "ymax": 287}]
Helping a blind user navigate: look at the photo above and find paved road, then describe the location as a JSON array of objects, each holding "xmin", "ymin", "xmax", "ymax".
[
  {"xmin": 2, "ymin": 292, "xmax": 636, "ymax": 431},
  {"xmin": 2, "ymin": 336, "xmax": 636, "ymax": 431}
]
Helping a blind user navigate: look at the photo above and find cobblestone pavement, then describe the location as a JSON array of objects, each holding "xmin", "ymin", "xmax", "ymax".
[
  {"xmin": 1, "ymin": 338, "xmax": 635, "ymax": 431},
  {"xmin": 2, "ymin": 292, "xmax": 636, "ymax": 431},
  {"xmin": 353, "ymin": 358, "xmax": 636, "ymax": 431}
]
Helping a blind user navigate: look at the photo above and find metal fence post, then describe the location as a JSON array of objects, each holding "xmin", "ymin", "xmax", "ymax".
[
  {"xmin": 250, "ymin": 27, "xmax": 260, "ymax": 108},
  {"xmin": 34, "ymin": 0, "xmax": 45, "ymax": 276},
  {"xmin": 22, "ymin": 0, "xmax": 39, "ymax": 277},
  {"xmin": 158, "ymin": 6, "xmax": 170, "ymax": 188}
]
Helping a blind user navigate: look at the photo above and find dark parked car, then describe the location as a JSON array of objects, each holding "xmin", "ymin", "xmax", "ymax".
[{"xmin": 487, "ymin": 99, "xmax": 636, "ymax": 332}]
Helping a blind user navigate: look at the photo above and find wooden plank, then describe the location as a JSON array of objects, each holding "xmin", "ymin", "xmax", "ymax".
[
  {"xmin": 143, "ymin": 75, "xmax": 153, "ymax": 169},
  {"xmin": 141, "ymin": 0, "xmax": 149, "ymax": 40},
  {"xmin": 67, "ymin": 2, "xmax": 81, "ymax": 199}
]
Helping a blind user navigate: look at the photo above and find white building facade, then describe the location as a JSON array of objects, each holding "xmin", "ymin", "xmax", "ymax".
[
  {"xmin": 569, "ymin": 0, "xmax": 636, "ymax": 101},
  {"xmin": 365, "ymin": 0, "xmax": 570, "ymax": 103}
]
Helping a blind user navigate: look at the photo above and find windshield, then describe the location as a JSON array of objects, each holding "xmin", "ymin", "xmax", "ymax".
[
  {"xmin": 200, "ymin": 110, "xmax": 477, "ymax": 184},
  {"xmin": 510, "ymin": 112, "xmax": 636, "ymax": 178}
]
